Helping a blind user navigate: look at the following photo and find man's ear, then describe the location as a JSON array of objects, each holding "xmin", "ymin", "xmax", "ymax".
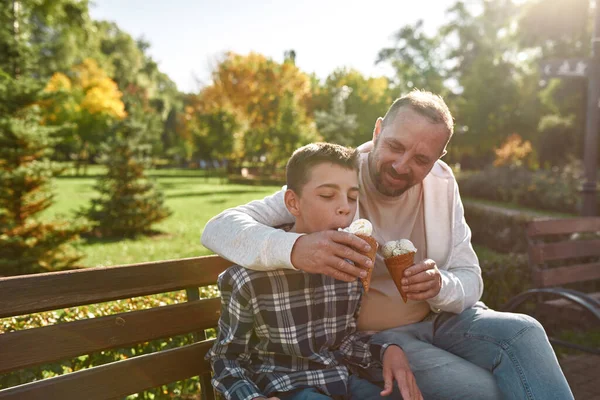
[
  {"xmin": 372, "ymin": 117, "xmax": 383, "ymax": 142},
  {"xmin": 284, "ymin": 189, "xmax": 301, "ymax": 217}
]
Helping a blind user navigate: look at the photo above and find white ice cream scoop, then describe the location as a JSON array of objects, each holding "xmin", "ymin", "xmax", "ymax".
[
  {"xmin": 382, "ymin": 239, "xmax": 417, "ymax": 258},
  {"xmin": 338, "ymin": 218, "xmax": 373, "ymax": 236}
]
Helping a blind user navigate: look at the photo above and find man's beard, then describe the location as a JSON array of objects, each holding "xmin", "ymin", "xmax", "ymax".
[{"xmin": 368, "ymin": 151, "xmax": 412, "ymax": 198}]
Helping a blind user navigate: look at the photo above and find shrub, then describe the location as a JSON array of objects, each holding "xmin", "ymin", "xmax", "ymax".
[
  {"xmin": 476, "ymin": 245, "xmax": 530, "ymax": 310},
  {"xmin": 537, "ymin": 114, "xmax": 577, "ymax": 168},
  {"xmin": 464, "ymin": 199, "xmax": 543, "ymax": 253},
  {"xmin": 0, "ymin": 287, "xmax": 220, "ymax": 399},
  {"xmin": 458, "ymin": 163, "xmax": 597, "ymax": 215}
]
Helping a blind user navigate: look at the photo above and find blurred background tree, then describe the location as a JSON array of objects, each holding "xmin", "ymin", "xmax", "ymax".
[
  {"xmin": 43, "ymin": 58, "xmax": 127, "ymax": 173},
  {"xmin": 315, "ymin": 85, "xmax": 358, "ymax": 146},
  {"xmin": 0, "ymin": 0, "xmax": 89, "ymax": 275},
  {"xmin": 82, "ymin": 113, "xmax": 171, "ymax": 238}
]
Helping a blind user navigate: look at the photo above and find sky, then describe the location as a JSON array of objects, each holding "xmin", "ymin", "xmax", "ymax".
[{"xmin": 89, "ymin": 0, "xmax": 459, "ymax": 93}]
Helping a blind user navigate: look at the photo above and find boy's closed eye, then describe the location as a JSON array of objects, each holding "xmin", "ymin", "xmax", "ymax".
[{"xmin": 319, "ymin": 193, "xmax": 358, "ymax": 202}]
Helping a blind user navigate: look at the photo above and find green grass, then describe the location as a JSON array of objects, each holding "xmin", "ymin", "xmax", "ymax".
[{"xmin": 46, "ymin": 170, "xmax": 280, "ymax": 267}]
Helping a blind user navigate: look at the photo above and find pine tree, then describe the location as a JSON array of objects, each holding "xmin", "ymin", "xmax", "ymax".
[
  {"xmin": 0, "ymin": 73, "xmax": 88, "ymax": 275},
  {"xmin": 0, "ymin": 1, "xmax": 88, "ymax": 275},
  {"xmin": 84, "ymin": 115, "xmax": 171, "ymax": 237}
]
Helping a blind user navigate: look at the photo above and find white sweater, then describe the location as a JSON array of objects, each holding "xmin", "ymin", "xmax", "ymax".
[{"xmin": 202, "ymin": 157, "xmax": 483, "ymax": 327}]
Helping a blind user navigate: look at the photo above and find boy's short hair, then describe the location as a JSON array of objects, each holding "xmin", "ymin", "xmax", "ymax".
[{"xmin": 286, "ymin": 142, "xmax": 359, "ymax": 195}]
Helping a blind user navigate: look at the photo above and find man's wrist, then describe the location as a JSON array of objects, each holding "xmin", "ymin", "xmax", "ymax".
[
  {"xmin": 287, "ymin": 232, "xmax": 306, "ymax": 270},
  {"xmin": 427, "ymin": 269, "xmax": 450, "ymax": 305}
]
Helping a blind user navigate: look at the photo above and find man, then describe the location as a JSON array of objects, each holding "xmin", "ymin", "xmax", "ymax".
[{"xmin": 202, "ymin": 90, "xmax": 573, "ymax": 399}]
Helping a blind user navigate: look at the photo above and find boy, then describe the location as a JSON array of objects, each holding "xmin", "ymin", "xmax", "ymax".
[{"xmin": 205, "ymin": 143, "xmax": 408, "ymax": 400}]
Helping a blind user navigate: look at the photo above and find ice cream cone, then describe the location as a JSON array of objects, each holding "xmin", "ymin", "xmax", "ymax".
[
  {"xmin": 355, "ymin": 234, "xmax": 378, "ymax": 292},
  {"xmin": 384, "ymin": 252, "xmax": 415, "ymax": 303}
]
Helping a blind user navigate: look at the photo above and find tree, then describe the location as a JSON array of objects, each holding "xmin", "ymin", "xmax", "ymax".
[
  {"xmin": 0, "ymin": 72, "xmax": 88, "ymax": 275},
  {"xmin": 316, "ymin": 68, "xmax": 392, "ymax": 146},
  {"xmin": 83, "ymin": 114, "xmax": 171, "ymax": 238},
  {"xmin": 0, "ymin": 0, "xmax": 94, "ymax": 80},
  {"xmin": 377, "ymin": 20, "xmax": 447, "ymax": 95},
  {"xmin": 93, "ymin": 21, "xmax": 183, "ymax": 158},
  {"xmin": 43, "ymin": 58, "xmax": 127, "ymax": 172},
  {"xmin": 0, "ymin": 0, "xmax": 88, "ymax": 275},
  {"xmin": 315, "ymin": 86, "xmax": 359, "ymax": 146},
  {"xmin": 189, "ymin": 52, "xmax": 318, "ymax": 169},
  {"xmin": 517, "ymin": 0, "xmax": 590, "ymax": 167},
  {"xmin": 264, "ymin": 91, "xmax": 320, "ymax": 172},
  {"xmin": 517, "ymin": 0, "xmax": 589, "ymax": 57},
  {"xmin": 191, "ymin": 109, "xmax": 239, "ymax": 165},
  {"xmin": 439, "ymin": 0, "xmax": 540, "ymax": 168}
]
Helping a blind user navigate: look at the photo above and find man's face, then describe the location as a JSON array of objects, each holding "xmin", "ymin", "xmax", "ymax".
[
  {"xmin": 287, "ymin": 163, "xmax": 359, "ymax": 234},
  {"xmin": 369, "ymin": 107, "xmax": 448, "ymax": 197}
]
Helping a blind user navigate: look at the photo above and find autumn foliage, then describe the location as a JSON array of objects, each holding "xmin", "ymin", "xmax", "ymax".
[
  {"xmin": 43, "ymin": 59, "xmax": 126, "ymax": 170},
  {"xmin": 180, "ymin": 52, "xmax": 320, "ymax": 170},
  {"xmin": 494, "ymin": 133, "xmax": 534, "ymax": 168}
]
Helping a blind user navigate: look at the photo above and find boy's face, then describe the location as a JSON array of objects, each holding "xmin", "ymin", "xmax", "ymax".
[{"xmin": 285, "ymin": 162, "xmax": 359, "ymax": 234}]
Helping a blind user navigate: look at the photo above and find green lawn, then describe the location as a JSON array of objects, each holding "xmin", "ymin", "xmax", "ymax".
[{"xmin": 47, "ymin": 169, "xmax": 280, "ymax": 267}]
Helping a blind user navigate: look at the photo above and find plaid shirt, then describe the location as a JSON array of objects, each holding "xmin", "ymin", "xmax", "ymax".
[{"xmin": 205, "ymin": 266, "xmax": 389, "ymax": 400}]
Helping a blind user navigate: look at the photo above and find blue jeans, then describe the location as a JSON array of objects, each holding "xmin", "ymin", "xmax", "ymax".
[
  {"xmin": 276, "ymin": 375, "xmax": 385, "ymax": 400},
  {"xmin": 364, "ymin": 303, "xmax": 574, "ymax": 400}
]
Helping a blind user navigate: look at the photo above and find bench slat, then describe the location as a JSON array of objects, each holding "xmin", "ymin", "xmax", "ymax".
[
  {"xmin": 533, "ymin": 262, "xmax": 600, "ymax": 287},
  {"xmin": 529, "ymin": 239, "xmax": 600, "ymax": 264},
  {"xmin": 0, "ymin": 298, "xmax": 221, "ymax": 374},
  {"xmin": 527, "ymin": 217, "xmax": 600, "ymax": 237},
  {"xmin": 0, "ymin": 340, "xmax": 215, "ymax": 400},
  {"xmin": 0, "ymin": 255, "xmax": 231, "ymax": 318}
]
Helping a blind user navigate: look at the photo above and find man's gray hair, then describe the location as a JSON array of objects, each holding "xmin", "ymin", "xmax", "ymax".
[{"xmin": 382, "ymin": 89, "xmax": 454, "ymax": 141}]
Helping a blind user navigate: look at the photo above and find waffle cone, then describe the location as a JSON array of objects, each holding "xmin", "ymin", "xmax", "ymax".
[
  {"xmin": 355, "ymin": 234, "xmax": 378, "ymax": 292},
  {"xmin": 384, "ymin": 252, "xmax": 415, "ymax": 303}
]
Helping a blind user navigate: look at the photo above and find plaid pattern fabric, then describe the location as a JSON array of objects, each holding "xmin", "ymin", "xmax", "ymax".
[{"xmin": 205, "ymin": 266, "xmax": 388, "ymax": 400}]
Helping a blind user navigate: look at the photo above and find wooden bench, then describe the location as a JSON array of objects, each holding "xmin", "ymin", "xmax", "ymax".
[
  {"xmin": 503, "ymin": 217, "xmax": 600, "ymax": 354},
  {"xmin": 0, "ymin": 255, "xmax": 232, "ymax": 399}
]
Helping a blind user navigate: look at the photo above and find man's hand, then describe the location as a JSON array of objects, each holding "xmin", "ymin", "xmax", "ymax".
[
  {"xmin": 381, "ymin": 345, "xmax": 423, "ymax": 399},
  {"xmin": 290, "ymin": 231, "xmax": 374, "ymax": 282},
  {"xmin": 401, "ymin": 259, "xmax": 442, "ymax": 301}
]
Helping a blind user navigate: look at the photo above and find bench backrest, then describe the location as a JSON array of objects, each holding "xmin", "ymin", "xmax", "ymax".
[
  {"xmin": 0, "ymin": 255, "xmax": 232, "ymax": 400},
  {"xmin": 527, "ymin": 217, "xmax": 600, "ymax": 288}
]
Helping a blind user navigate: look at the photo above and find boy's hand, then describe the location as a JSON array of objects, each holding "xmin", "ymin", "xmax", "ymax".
[
  {"xmin": 381, "ymin": 345, "xmax": 423, "ymax": 400},
  {"xmin": 291, "ymin": 231, "xmax": 374, "ymax": 282}
]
